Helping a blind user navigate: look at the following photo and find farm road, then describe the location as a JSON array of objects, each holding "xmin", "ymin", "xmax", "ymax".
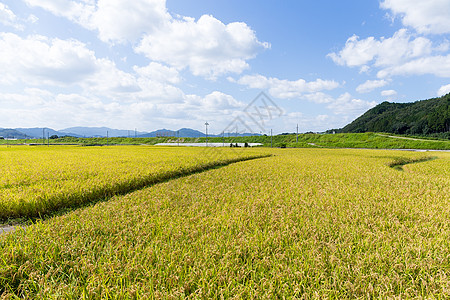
[{"xmin": 376, "ymin": 134, "xmax": 442, "ymax": 142}]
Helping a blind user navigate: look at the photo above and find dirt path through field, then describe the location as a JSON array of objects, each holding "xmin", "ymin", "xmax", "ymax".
[{"xmin": 376, "ymin": 134, "xmax": 442, "ymax": 142}]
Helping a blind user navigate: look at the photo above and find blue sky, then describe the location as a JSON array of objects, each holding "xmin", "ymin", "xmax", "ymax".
[{"xmin": 1, "ymin": 0, "xmax": 449, "ymax": 134}]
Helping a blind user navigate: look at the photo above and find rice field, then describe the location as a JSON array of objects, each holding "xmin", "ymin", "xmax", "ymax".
[
  {"xmin": 1, "ymin": 147, "xmax": 449, "ymax": 298},
  {"xmin": 0, "ymin": 145, "xmax": 267, "ymax": 220}
]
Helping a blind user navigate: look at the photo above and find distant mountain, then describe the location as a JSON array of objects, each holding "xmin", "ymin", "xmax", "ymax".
[
  {"xmin": 2, "ymin": 126, "xmax": 260, "ymax": 139},
  {"xmin": 138, "ymin": 128, "xmax": 204, "ymax": 138},
  {"xmin": 340, "ymin": 93, "xmax": 450, "ymax": 135},
  {"xmin": 138, "ymin": 128, "xmax": 260, "ymax": 138},
  {"xmin": 60, "ymin": 127, "xmax": 147, "ymax": 138},
  {"xmin": 0, "ymin": 128, "xmax": 28, "ymax": 139},
  {"xmin": 14, "ymin": 128, "xmax": 80, "ymax": 139}
]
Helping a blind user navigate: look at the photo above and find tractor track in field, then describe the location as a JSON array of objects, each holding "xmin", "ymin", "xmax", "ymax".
[{"xmin": 0, "ymin": 154, "xmax": 271, "ymax": 236}]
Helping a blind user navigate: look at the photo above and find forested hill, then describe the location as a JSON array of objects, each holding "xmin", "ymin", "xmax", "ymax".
[{"xmin": 340, "ymin": 93, "xmax": 450, "ymax": 135}]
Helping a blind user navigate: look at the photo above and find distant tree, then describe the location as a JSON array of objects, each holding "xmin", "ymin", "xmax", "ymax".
[{"xmin": 49, "ymin": 135, "xmax": 59, "ymax": 139}]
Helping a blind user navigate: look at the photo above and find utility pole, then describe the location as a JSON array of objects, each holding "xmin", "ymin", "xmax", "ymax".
[
  {"xmin": 47, "ymin": 132, "xmax": 49, "ymax": 147},
  {"xmin": 222, "ymin": 132, "xmax": 225, "ymax": 147},
  {"xmin": 296, "ymin": 124, "xmax": 299, "ymax": 143},
  {"xmin": 271, "ymin": 129, "xmax": 273, "ymax": 148},
  {"xmin": 106, "ymin": 131, "xmax": 109, "ymax": 146},
  {"xmin": 135, "ymin": 128, "xmax": 137, "ymax": 138},
  {"xmin": 205, "ymin": 122, "xmax": 209, "ymax": 146},
  {"xmin": 42, "ymin": 128, "xmax": 45, "ymax": 145},
  {"xmin": 177, "ymin": 130, "xmax": 179, "ymax": 146}
]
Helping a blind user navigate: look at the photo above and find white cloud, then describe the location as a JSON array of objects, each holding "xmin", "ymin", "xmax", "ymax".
[
  {"xmin": 381, "ymin": 89, "xmax": 397, "ymax": 96},
  {"xmin": 328, "ymin": 35, "xmax": 379, "ymax": 67},
  {"xmin": 0, "ymin": 33, "xmax": 99, "ymax": 86},
  {"xmin": 437, "ymin": 84, "xmax": 450, "ymax": 96},
  {"xmin": 328, "ymin": 29, "xmax": 436, "ymax": 70},
  {"xmin": 277, "ymin": 93, "xmax": 377, "ymax": 131},
  {"xmin": 356, "ymin": 79, "xmax": 389, "ymax": 93},
  {"xmin": 24, "ymin": 0, "xmax": 95, "ymax": 28},
  {"xmin": 0, "ymin": 33, "xmax": 188, "ymax": 102},
  {"xmin": 0, "ymin": 89, "xmax": 113, "ymax": 128},
  {"xmin": 0, "ymin": 87, "xmax": 245, "ymax": 130},
  {"xmin": 303, "ymin": 92, "xmax": 334, "ymax": 104},
  {"xmin": 381, "ymin": 89, "xmax": 397, "ymax": 100},
  {"xmin": 282, "ymin": 112, "xmax": 358, "ymax": 133},
  {"xmin": 136, "ymin": 15, "xmax": 269, "ymax": 79},
  {"xmin": 327, "ymin": 93, "xmax": 377, "ymax": 116},
  {"xmin": 0, "ymin": 3, "xmax": 23, "ymax": 30},
  {"xmin": 0, "ymin": 33, "xmax": 144, "ymax": 97},
  {"xmin": 329, "ymin": 29, "xmax": 450, "ymax": 78},
  {"xmin": 24, "ymin": 0, "xmax": 268, "ymax": 79},
  {"xmin": 381, "ymin": 0, "xmax": 450, "ymax": 35},
  {"xmin": 377, "ymin": 54, "xmax": 450, "ymax": 78},
  {"xmin": 237, "ymin": 74, "xmax": 340, "ymax": 99},
  {"xmin": 133, "ymin": 62, "xmax": 181, "ymax": 84},
  {"xmin": 185, "ymin": 91, "xmax": 244, "ymax": 111},
  {"xmin": 24, "ymin": 0, "xmax": 170, "ymax": 43},
  {"xmin": 92, "ymin": 0, "xmax": 170, "ymax": 43},
  {"xmin": 81, "ymin": 59, "xmax": 141, "ymax": 96}
]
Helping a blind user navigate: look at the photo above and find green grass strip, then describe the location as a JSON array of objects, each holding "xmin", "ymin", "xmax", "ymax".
[{"xmin": 387, "ymin": 156, "xmax": 437, "ymax": 171}]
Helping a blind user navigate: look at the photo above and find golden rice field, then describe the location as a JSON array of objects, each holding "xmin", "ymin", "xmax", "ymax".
[
  {"xmin": 0, "ymin": 146, "xmax": 267, "ymax": 220},
  {"xmin": 1, "ymin": 147, "xmax": 450, "ymax": 298}
]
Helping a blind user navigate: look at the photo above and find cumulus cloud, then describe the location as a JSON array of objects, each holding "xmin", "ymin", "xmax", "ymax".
[
  {"xmin": 0, "ymin": 87, "xmax": 246, "ymax": 130},
  {"xmin": 24, "ymin": 0, "xmax": 95, "ymax": 28},
  {"xmin": 0, "ymin": 33, "xmax": 99, "ymax": 86},
  {"xmin": 327, "ymin": 93, "xmax": 377, "ymax": 116},
  {"xmin": 377, "ymin": 54, "xmax": 450, "ymax": 78},
  {"xmin": 136, "ymin": 15, "xmax": 269, "ymax": 79},
  {"xmin": 329, "ymin": 29, "xmax": 450, "ymax": 79},
  {"xmin": 356, "ymin": 79, "xmax": 389, "ymax": 93},
  {"xmin": 380, "ymin": 0, "xmax": 450, "ymax": 35},
  {"xmin": 236, "ymin": 74, "xmax": 340, "ymax": 99},
  {"xmin": 0, "ymin": 33, "xmax": 190, "ymax": 102},
  {"xmin": 381, "ymin": 89, "xmax": 397, "ymax": 97},
  {"xmin": 92, "ymin": 0, "xmax": 169, "ymax": 43},
  {"xmin": 278, "ymin": 93, "xmax": 377, "ymax": 130},
  {"xmin": 0, "ymin": 33, "xmax": 145, "ymax": 97},
  {"xmin": 328, "ymin": 29, "xmax": 437, "ymax": 69},
  {"xmin": 133, "ymin": 62, "xmax": 181, "ymax": 84},
  {"xmin": 0, "ymin": 3, "xmax": 24, "ymax": 30},
  {"xmin": 81, "ymin": 59, "xmax": 141, "ymax": 96},
  {"xmin": 282, "ymin": 112, "xmax": 358, "ymax": 133},
  {"xmin": 437, "ymin": 84, "xmax": 450, "ymax": 96},
  {"xmin": 185, "ymin": 91, "xmax": 244, "ymax": 111},
  {"xmin": 0, "ymin": 89, "xmax": 117, "ymax": 128},
  {"xmin": 24, "ymin": 0, "xmax": 169, "ymax": 43},
  {"xmin": 302, "ymin": 92, "xmax": 335, "ymax": 104},
  {"xmin": 328, "ymin": 35, "xmax": 379, "ymax": 68},
  {"xmin": 381, "ymin": 89, "xmax": 397, "ymax": 100},
  {"xmin": 24, "ymin": 0, "xmax": 268, "ymax": 79}
]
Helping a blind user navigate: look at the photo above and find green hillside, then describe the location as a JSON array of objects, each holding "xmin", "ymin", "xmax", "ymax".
[
  {"xmin": 340, "ymin": 93, "xmax": 450, "ymax": 136},
  {"xmin": 2, "ymin": 132, "xmax": 450, "ymax": 149}
]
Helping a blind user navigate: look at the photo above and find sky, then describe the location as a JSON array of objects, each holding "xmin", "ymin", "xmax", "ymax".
[{"xmin": 0, "ymin": 0, "xmax": 449, "ymax": 135}]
